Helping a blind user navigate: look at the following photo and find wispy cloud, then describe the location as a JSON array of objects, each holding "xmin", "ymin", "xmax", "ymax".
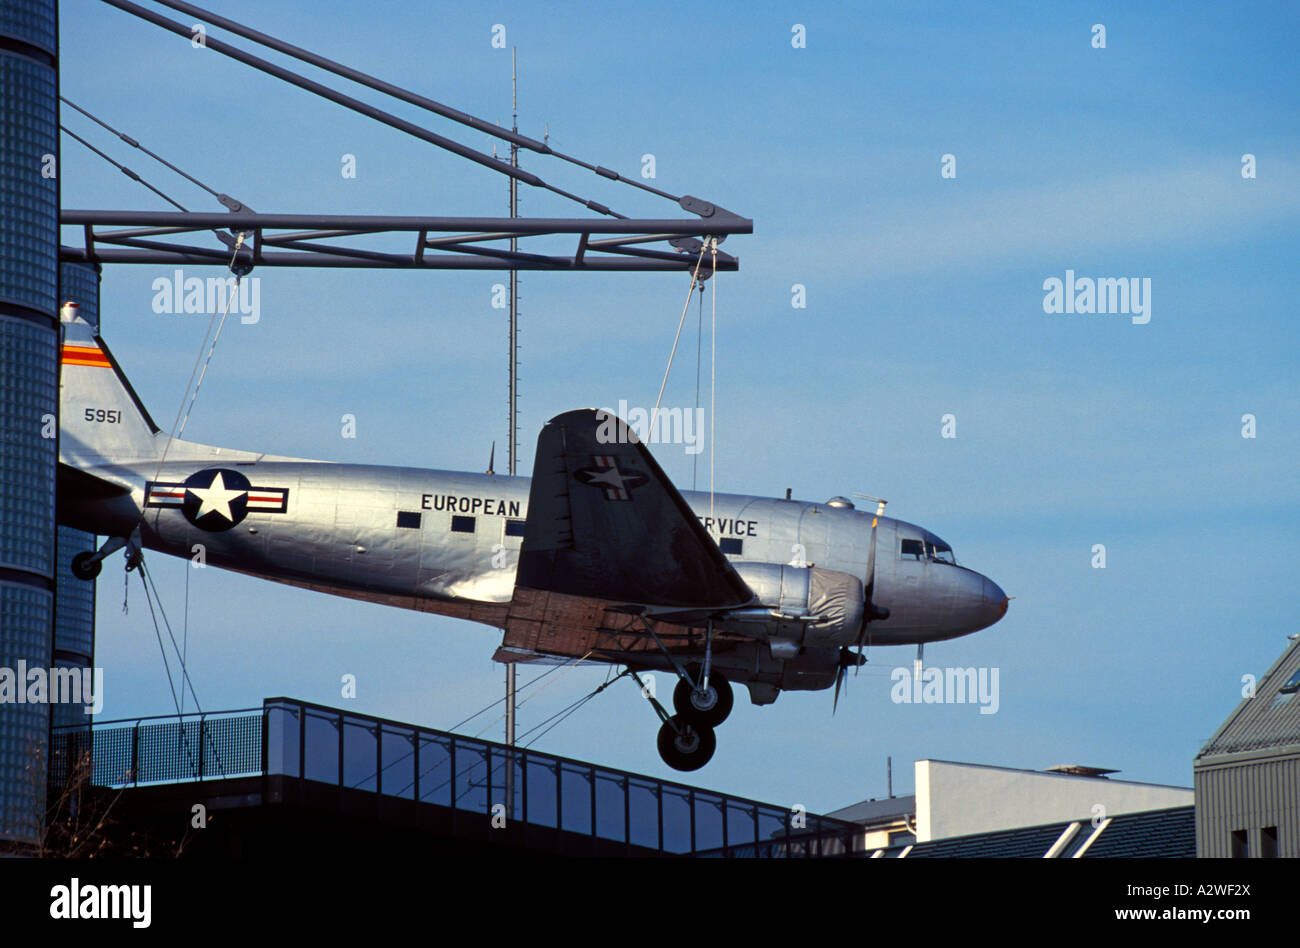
[{"xmin": 837, "ymin": 159, "xmax": 1300, "ymax": 278}]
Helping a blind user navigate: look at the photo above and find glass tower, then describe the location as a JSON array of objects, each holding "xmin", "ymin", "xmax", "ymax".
[
  {"xmin": 0, "ymin": 0, "xmax": 59, "ymax": 851},
  {"xmin": 53, "ymin": 263, "xmax": 99, "ymax": 731}
]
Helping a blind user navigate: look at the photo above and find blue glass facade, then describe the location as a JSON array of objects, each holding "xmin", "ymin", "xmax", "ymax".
[
  {"xmin": 0, "ymin": 0, "xmax": 58, "ymax": 850},
  {"xmin": 0, "ymin": 583, "xmax": 52, "ymax": 844},
  {"xmin": 0, "ymin": 1, "xmax": 56, "ymax": 54},
  {"xmin": 0, "ymin": 53, "xmax": 58, "ymax": 315},
  {"xmin": 53, "ymin": 264, "xmax": 99, "ymax": 731},
  {"xmin": 0, "ymin": 316, "xmax": 57, "ymax": 574}
]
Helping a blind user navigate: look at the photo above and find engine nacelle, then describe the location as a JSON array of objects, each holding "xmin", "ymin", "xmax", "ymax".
[{"xmin": 716, "ymin": 562, "xmax": 864, "ymax": 649}]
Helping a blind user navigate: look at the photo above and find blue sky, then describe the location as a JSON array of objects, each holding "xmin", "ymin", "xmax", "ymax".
[{"xmin": 57, "ymin": 0, "xmax": 1298, "ymax": 812}]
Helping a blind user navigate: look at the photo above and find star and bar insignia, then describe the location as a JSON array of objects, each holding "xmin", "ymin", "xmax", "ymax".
[
  {"xmin": 145, "ymin": 468, "xmax": 288, "ymax": 532},
  {"xmin": 573, "ymin": 455, "xmax": 649, "ymax": 501}
]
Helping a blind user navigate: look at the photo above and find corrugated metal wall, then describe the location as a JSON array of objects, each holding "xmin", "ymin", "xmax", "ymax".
[{"xmin": 1195, "ymin": 752, "xmax": 1300, "ymax": 857}]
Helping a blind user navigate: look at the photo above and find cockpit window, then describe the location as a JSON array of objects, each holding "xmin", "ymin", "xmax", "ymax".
[
  {"xmin": 927, "ymin": 540, "xmax": 956, "ymax": 564},
  {"xmin": 900, "ymin": 538, "xmax": 924, "ymax": 560}
]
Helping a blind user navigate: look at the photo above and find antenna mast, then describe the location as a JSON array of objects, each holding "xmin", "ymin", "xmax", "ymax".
[{"xmin": 505, "ymin": 46, "xmax": 519, "ymax": 756}]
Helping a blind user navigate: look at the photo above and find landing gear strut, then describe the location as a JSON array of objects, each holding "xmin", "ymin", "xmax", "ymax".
[
  {"xmin": 70, "ymin": 528, "xmax": 143, "ymax": 581},
  {"xmin": 632, "ymin": 619, "xmax": 733, "ymax": 771}
]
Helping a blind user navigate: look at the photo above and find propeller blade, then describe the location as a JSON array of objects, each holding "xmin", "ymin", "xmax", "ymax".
[
  {"xmin": 863, "ymin": 509, "xmax": 878, "ymax": 601},
  {"xmin": 832, "ymin": 647, "xmax": 864, "ymax": 713},
  {"xmin": 835, "ymin": 499, "xmax": 890, "ymax": 709},
  {"xmin": 854, "ymin": 506, "xmax": 890, "ymax": 673}
]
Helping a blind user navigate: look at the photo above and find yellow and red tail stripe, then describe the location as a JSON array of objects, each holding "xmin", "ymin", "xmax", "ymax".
[{"xmin": 61, "ymin": 344, "xmax": 112, "ymax": 368}]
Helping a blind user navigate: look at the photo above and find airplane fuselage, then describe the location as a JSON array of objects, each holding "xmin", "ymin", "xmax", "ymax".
[{"xmin": 60, "ymin": 458, "xmax": 1007, "ymax": 647}]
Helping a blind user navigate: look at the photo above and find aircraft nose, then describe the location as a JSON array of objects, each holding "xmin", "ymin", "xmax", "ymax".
[
  {"xmin": 977, "ymin": 575, "xmax": 1009, "ymax": 627},
  {"xmin": 949, "ymin": 570, "xmax": 1008, "ymax": 636}
]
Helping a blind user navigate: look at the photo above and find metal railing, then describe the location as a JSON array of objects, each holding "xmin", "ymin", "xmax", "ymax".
[
  {"xmin": 52, "ymin": 697, "xmax": 864, "ymax": 857},
  {"xmin": 50, "ymin": 706, "xmax": 263, "ymax": 789}
]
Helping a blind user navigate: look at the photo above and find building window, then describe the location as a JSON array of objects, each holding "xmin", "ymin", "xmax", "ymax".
[
  {"xmin": 451, "ymin": 516, "xmax": 476, "ymax": 534},
  {"xmin": 396, "ymin": 511, "xmax": 421, "ymax": 529},
  {"xmin": 1262, "ymin": 826, "xmax": 1278, "ymax": 858},
  {"xmin": 1230, "ymin": 829, "xmax": 1248, "ymax": 858},
  {"xmin": 1280, "ymin": 667, "xmax": 1300, "ymax": 695},
  {"xmin": 719, "ymin": 538, "xmax": 743, "ymax": 555},
  {"xmin": 505, "ymin": 519, "xmax": 525, "ymax": 537}
]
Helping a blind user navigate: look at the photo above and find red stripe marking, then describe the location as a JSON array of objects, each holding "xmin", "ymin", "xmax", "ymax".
[{"xmin": 61, "ymin": 346, "xmax": 110, "ymax": 366}]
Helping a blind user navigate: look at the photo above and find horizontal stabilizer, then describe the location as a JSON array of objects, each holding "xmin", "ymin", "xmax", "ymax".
[{"xmin": 491, "ymin": 646, "xmax": 602, "ymax": 666}]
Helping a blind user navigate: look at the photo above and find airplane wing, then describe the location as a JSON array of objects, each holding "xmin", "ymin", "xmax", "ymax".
[
  {"xmin": 516, "ymin": 409, "xmax": 752, "ymax": 609},
  {"xmin": 502, "ymin": 409, "xmax": 754, "ymax": 661}
]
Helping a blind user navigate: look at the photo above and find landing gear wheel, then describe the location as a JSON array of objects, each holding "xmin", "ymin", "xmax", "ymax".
[
  {"xmin": 657, "ymin": 715, "xmax": 716, "ymax": 771},
  {"xmin": 71, "ymin": 551, "xmax": 101, "ymax": 581},
  {"xmin": 673, "ymin": 674, "xmax": 734, "ymax": 728}
]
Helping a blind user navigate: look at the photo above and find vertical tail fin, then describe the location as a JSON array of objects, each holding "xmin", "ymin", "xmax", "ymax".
[{"xmin": 59, "ymin": 307, "xmax": 163, "ymax": 465}]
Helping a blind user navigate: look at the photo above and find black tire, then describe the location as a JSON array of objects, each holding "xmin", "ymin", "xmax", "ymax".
[
  {"xmin": 656, "ymin": 715, "xmax": 716, "ymax": 771},
  {"xmin": 71, "ymin": 551, "xmax": 101, "ymax": 581},
  {"xmin": 673, "ymin": 673, "xmax": 734, "ymax": 728}
]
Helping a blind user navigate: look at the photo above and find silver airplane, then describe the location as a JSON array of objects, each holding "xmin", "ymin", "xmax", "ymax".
[{"xmin": 56, "ymin": 306, "xmax": 1009, "ymax": 770}]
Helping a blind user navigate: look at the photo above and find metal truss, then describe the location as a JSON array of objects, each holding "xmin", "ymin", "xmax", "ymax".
[
  {"xmin": 60, "ymin": 209, "xmax": 746, "ymax": 271},
  {"xmin": 63, "ymin": 0, "xmax": 750, "ymax": 273}
]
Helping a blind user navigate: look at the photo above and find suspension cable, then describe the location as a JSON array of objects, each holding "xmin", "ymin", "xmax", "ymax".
[
  {"xmin": 468, "ymin": 650, "xmax": 594, "ymax": 740},
  {"xmin": 651, "ymin": 244, "xmax": 709, "ymax": 428},
  {"xmin": 139, "ymin": 560, "xmax": 203, "ymax": 714},
  {"xmin": 137, "ymin": 558, "xmax": 229, "ymax": 778},
  {"xmin": 382, "ymin": 656, "xmax": 595, "ymax": 798},
  {"xmin": 445, "ymin": 654, "xmax": 588, "ymax": 733},
  {"xmin": 693, "ymin": 283, "xmax": 703, "ymax": 491},
  {"xmin": 137, "ymin": 235, "xmax": 245, "ymax": 535},
  {"xmin": 709, "ymin": 238, "xmax": 718, "ymax": 525},
  {"xmin": 519, "ymin": 669, "xmax": 628, "ymax": 748},
  {"xmin": 181, "ymin": 560, "xmax": 189, "ymax": 718},
  {"xmin": 61, "ymin": 96, "xmax": 231, "ymax": 203},
  {"xmin": 61, "ymin": 108, "xmax": 242, "ymax": 252},
  {"xmin": 177, "ymin": 236, "xmax": 243, "ymax": 439},
  {"xmin": 60, "ymin": 124, "xmax": 189, "ymax": 213},
  {"xmin": 137, "ymin": 567, "xmax": 183, "ymax": 717},
  {"xmin": 133, "ymin": 565, "xmax": 203, "ymax": 779}
]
